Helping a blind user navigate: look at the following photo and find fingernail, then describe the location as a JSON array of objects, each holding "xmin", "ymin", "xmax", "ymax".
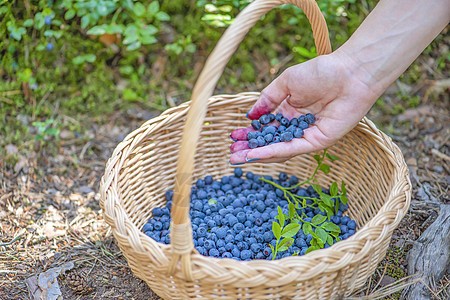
[
  {"xmin": 229, "ymin": 161, "xmax": 244, "ymax": 165},
  {"xmin": 229, "ymin": 135, "xmax": 237, "ymax": 142},
  {"xmin": 245, "ymin": 109, "xmax": 251, "ymax": 119},
  {"xmin": 245, "ymin": 158, "xmax": 260, "ymax": 162}
]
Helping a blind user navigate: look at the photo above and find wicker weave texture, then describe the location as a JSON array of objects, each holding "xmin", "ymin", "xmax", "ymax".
[{"xmin": 100, "ymin": 92, "xmax": 411, "ymax": 299}]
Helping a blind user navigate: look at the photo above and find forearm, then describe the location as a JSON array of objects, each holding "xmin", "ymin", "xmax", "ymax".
[{"xmin": 336, "ymin": 0, "xmax": 450, "ymax": 98}]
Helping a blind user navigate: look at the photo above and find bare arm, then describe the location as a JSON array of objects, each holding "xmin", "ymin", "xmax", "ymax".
[{"xmin": 230, "ymin": 0, "xmax": 449, "ymax": 164}]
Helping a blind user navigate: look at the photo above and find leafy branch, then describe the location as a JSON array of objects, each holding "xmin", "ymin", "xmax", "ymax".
[{"xmin": 263, "ymin": 149, "xmax": 349, "ymax": 258}]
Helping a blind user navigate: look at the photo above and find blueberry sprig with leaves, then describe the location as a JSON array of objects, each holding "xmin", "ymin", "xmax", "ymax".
[{"xmin": 263, "ymin": 149, "xmax": 349, "ymax": 259}]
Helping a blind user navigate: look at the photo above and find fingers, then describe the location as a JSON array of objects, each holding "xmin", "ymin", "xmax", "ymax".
[
  {"xmin": 229, "ymin": 126, "xmax": 334, "ymax": 164},
  {"xmin": 230, "ymin": 126, "xmax": 255, "ymax": 141},
  {"xmin": 246, "ymin": 70, "xmax": 291, "ymax": 120},
  {"xmin": 230, "ymin": 141, "xmax": 250, "ymax": 153}
]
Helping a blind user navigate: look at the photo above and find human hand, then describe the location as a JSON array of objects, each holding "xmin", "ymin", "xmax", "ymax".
[{"xmin": 229, "ymin": 52, "xmax": 381, "ymax": 164}]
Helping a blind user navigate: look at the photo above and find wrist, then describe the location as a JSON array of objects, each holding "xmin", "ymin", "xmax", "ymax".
[{"xmin": 330, "ymin": 49, "xmax": 382, "ymax": 106}]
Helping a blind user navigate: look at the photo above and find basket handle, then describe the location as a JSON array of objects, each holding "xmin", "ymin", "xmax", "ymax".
[{"xmin": 169, "ymin": 0, "xmax": 331, "ymax": 279}]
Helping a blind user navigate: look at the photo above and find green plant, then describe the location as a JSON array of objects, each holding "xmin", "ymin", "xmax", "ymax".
[
  {"xmin": 265, "ymin": 149, "xmax": 347, "ymax": 259},
  {"xmin": 32, "ymin": 119, "xmax": 60, "ymax": 141}
]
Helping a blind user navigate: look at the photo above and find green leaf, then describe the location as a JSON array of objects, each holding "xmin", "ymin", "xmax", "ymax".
[
  {"xmin": 141, "ymin": 25, "xmax": 158, "ymax": 36},
  {"xmin": 305, "ymin": 245, "xmax": 319, "ymax": 254},
  {"xmin": 315, "ymin": 227, "xmax": 327, "ymax": 244},
  {"xmin": 106, "ymin": 24, "xmax": 123, "ymax": 34},
  {"xmin": 324, "ymin": 206, "xmax": 334, "ymax": 220},
  {"xmin": 269, "ymin": 244, "xmax": 274, "ymax": 253},
  {"xmin": 84, "ymin": 54, "xmax": 96, "ymax": 63},
  {"xmin": 341, "ymin": 180, "xmax": 347, "ymax": 196},
  {"xmin": 323, "ymin": 222, "xmax": 341, "ymax": 233},
  {"xmin": 288, "ymin": 202, "xmax": 296, "ymax": 220},
  {"xmin": 302, "ymin": 223, "xmax": 312, "ymax": 235},
  {"xmin": 276, "ymin": 206, "xmax": 285, "ymax": 228},
  {"xmin": 24, "ymin": 19, "xmax": 34, "ymax": 27},
  {"xmin": 319, "ymin": 163, "xmax": 330, "ymax": 174},
  {"xmin": 312, "ymin": 215, "xmax": 326, "ymax": 225},
  {"xmin": 65, "ymin": 9, "xmax": 76, "ymax": 20},
  {"xmin": 311, "ymin": 184, "xmax": 322, "ymax": 195},
  {"xmin": 37, "ymin": 44, "xmax": 45, "ymax": 51},
  {"xmin": 277, "ymin": 237, "xmax": 294, "ymax": 252},
  {"xmin": 208, "ymin": 198, "xmax": 217, "ymax": 205},
  {"xmin": 330, "ymin": 182, "xmax": 338, "ymax": 197},
  {"xmin": 313, "ymin": 154, "xmax": 321, "ymax": 164},
  {"xmin": 87, "ymin": 25, "xmax": 107, "ymax": 35},
  {"xmin": 45, "ymin": 128, "xmax": 59, "ymax": 136},
  {"xmin": 327, "ymin": 235, "xmax": 334, "ymax": 246},
  {"xmin": 123, "ymin": 35, "xmax": 139, "ymax": 44},
  {"xmin": 272, "ymin": 221, "xmax": 281, "ymax": 240},
  {"xmin": 134, "ymin": 2, "xmax": 146, "ymax": 17},
  {"xmin": 281, "ymin": 223, "xmax": 301, "ymax": 238},
  {"xmin": 322, "ymin": 196, "xmax": 334, "ymax": 208},
  {"xmin": 156, "ymin": 11, "xmax": 170, "ymax": 21},
  {"xmin": 340, "ymin": 195, "xmax": 348, "ymax": 205},
  {"xmin": 72, "ymin": 56, "xmax": 85, "ymax": 65},
  {"xmin": 326, "ymin": 153, "xmax": 340, "ymax": 161},
  {"xmin": 148, "ymin": 1, "xmax": 160, "ymax": 15},
  {"xmin": 81, "ymin": 15, "xmax": 90, "ymax": 29}
]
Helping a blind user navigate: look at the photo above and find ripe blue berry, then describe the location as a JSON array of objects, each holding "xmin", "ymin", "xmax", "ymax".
[
  {"xmin": 348, "ymin": 220, "xmax": 357, "ymax": 230},
  {"xmin": 280, "ymin": 118, "xmax": 289, "ymax": 127},
  {"xmin": 293, "ymin": 128, "xmax": 304, "ymax": 138},
  {"xmin": 275, "ymin": 113, "xmax": 283, "ymax": 122},
  {"xmin": 259, "ymin": 114, "xmax": 270, "ymax": 125},
  {"xmin": 280, "ymin": 131, "xmax": 293, "ymax": 142},
  {"xmin": 251, "ymin": 120, "xmax": 261, "ymax": 130},
  {"xmin": 248, "ymin": 139, "xmax": 258, "ymax": 149},
  {"xmin": 256, "ymin": 136, "xmax": 266, "ymax": 147},
  {"xmin": 45, "ymin": 16, "xmax": 52, "ymax": 25},
  {"xmin": 46, "ymin": 43, "xmax": 54, "ymax": 51},
  {"xmin": 240, "ymin": 250, "xmax": 252, "ymax": 260},
  {"xmin": 298, "ymin": 121, "xmax": 308, "ymax": 130},
  {"xmin": 305, "ymin": 113, "xmax": 316, "ymax": 124}
]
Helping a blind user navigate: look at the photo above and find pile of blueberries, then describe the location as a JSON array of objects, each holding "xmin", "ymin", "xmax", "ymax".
[
  {"xmin": 143, "ymin": 168, "xmax": 356, "ymax": 260},
  {"xmin": 247, "ymin": 113, "xmax": 316, "ymax": 148}
]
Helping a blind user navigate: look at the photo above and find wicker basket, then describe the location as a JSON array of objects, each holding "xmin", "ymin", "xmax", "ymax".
[{"xmin": 100, "ymin": 0, "xmax": 411, "ymax": 299}]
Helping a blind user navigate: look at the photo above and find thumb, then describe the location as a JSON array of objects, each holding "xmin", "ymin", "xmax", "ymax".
[{"xmin": 246, "ymin": 69, "xmax": 291, "ymax": 120}]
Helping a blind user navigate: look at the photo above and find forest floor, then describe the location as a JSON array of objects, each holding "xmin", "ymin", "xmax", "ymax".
[{"xmin": 1, "ymin": 52, "xmax": 449, "ymax": 300}]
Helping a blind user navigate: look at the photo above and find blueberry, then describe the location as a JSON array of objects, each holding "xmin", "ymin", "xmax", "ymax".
[
  {"xmin": 246, "ymin": 172, "xmax": 254, "ymax": 180},
  {"xmin": 197, "ymin": 226, "xmax": 207, "ymax": 237},
  {"xmin": 240, "ymin": 249, "xmax": 252, "ymax": 260},
  {"xmin": 262, "ymin": 126, "xmax": 276, "ymax": 135},
  {"xmin": 348, "ymin": 220, "xmax": 357, "ymax": 230},
  {"xmin": 275, "ymin": 113, "xmax": 283, "ymax": 122},
  {"xmin": 268, "ymin": 114, "xmax": 275, "ymax": 122},
  {"xmin": 293, "ymin": 127, "xmax": 304, "ymax": 138},
  {"xmin": 298, "ymin": 121, "xmax": 309, "ymax": 130},
  {"xmin": 348, "ymin": 229, "xmax": 356, "ymax": 236},
  {"xmin": 216, "ymin": 227, "xmax": 227, "ymax": 239},
  {"xmin": 165, "ymin": 190, "xmax": 173, "ymax": 201},
  {"xmin": 340, "ymin": 225, "xmax": 348, "ymax": 234},
  {"xmin": 236, "ymin": 211, "xmax": 246, "ymax": 223},
  {"xmin": 259, "ymin": 114, "xmax": 271, "ymax": 125},
  {"xmin": 231, "ymin": 247, "xmax": 241, "ymax": 258},
  {"xmin": 247, "ymin": 131, "xmax": 258, "ymax": 140},
  {"xmin": 154, "ymin": 221, "xmax": 163, "ymax": 231},
  {"xmin": 196, "ymin": 179, "xmax": 205, "ymax": 188},
  {"xmin": 222, "ymin": 252, "xmax": 233, "ymax": 258},
  {"xmin": 305, "ymin": 113, "xmax": 316, "ymax": 124},
  {"xmin": 288, "ymin": 175, "xmax": 299, "ymax": 185},
  {"xmin": 286, "ymin": 125, "xmax": 296, "ymax": 133},
  {"xmin": 295, "ymin": 238, "xmax": 307, "ymax": 248},
  {"xmin": 280, "ymin": 118, "xmax": 289, "ymax": 127},
  {"xmin": 143, "ymin": 223, "xmax": 153, "ymax": 232},
  {"xmin": 152, "ymin": 207, "xmax": 163, "ymax": 217},
  {"xmin": 290, "ymin": 118, "xmax": 299, "ymax": 126},
  {"xmin": 255, "ymin": 201, "xmax": 265, "ymax": 213},
  {"xmin": 251, "ymin": 120, "xmax": 261, "ymax": 130},
  {"xmin": 45, "ymin": 16, "xmax": 52, "ymax": 25},
  {"xmin": 248, "ymin": 138, "xmax": 258, "ymax": 149},
  {"xmin": 256, "ymin": 136, "xmax": 266, "ymax": 147},
  {"xmin": 46, "ymin": 43, "xmax": 54, "ymax": 51},
  {"xmin": 280, "ymin": 131, "xmax": 293, "ymax": 142},
  {"xmin": 234, "ymin": 168, "xmax": 243, "ymax": 178},
  {"xmin": 341, "ymin": 216, "xmax": 350, "ymax": 225},
  {"xmin": 250, "ymin": 243, "xmax": 262, "ymax": 253}
]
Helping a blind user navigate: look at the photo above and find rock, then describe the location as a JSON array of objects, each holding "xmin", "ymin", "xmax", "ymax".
[
  {"xmin": 78, "ymin": 185, "xmax": 93, "ymax": 194},
  {"xmin": 379, "ymin": 275, "xmax": 397, "ymax": 287}
]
